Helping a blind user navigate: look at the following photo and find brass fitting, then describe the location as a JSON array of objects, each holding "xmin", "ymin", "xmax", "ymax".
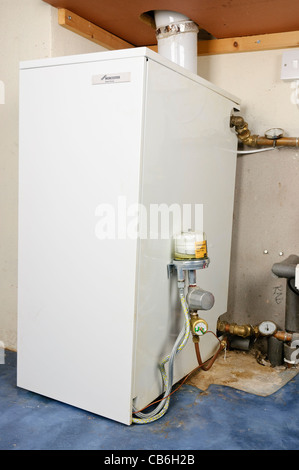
[
  {"xmin": 190, "ymin": 313, "xmax": 208, "ymax": 341},
  {"xmin": 220, "ymin": 339, "xmax": 228, "ymax": 349},
  {"xmin": 230, "ymin": 115, "xmax": 299, "ymax": 148},
  {"xmin": 217, "ymin": 320, "xmax": 255, "ymax": 338},
  {"xmin": 190, "ymin": 313, "xmax": 199, "ymax": 343},
  {"xmin": 230, "ymin": 115, "xmax": 259, "ymax": 147},
  {"xmin": 230, "ymin": 323, "xmax": 254, "ymax": 338}
]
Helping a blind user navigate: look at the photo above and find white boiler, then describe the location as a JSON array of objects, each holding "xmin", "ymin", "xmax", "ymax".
[{"xmin": 17, "ymin": 47, "xmax": 240, "ymax": 425}]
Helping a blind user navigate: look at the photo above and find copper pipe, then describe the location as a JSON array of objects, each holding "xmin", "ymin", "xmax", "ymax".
[
  {"xmin": 230, "ymin": 115, "xmax": 299, "ymax": 148},
  {"xmin": 256, "ymin": 136, "xmax": 299, "ymax": 147},
  {"xmin": 194, "ymin": 340, "xmax": 225, "ymax": 371},
  {"xmin": 274, "ymin": 330, "xmax": 293, "ymax": 342}
]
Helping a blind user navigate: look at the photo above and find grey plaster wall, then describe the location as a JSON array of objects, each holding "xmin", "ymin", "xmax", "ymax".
[{"xmin": 225, "ymin": 147, "xmax": 299, "ymax": 328}]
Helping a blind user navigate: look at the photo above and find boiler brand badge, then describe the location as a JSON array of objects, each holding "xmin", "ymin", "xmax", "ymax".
[{"xmin": 92, "ymin": 72, "xmax": 131, "ymax": 85}]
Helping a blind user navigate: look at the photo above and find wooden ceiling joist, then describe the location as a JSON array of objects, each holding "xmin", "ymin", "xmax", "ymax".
[
  {"xmin": 197, "ymin": 30, "xmax": 299, "ymax": 55},
  {"xmin": 58, "ymin": 8, "xmax": 299, "ymax": 56},
  {"xmin": 58, "ymin": 9, "xmax": 134, "ymax": 50}
]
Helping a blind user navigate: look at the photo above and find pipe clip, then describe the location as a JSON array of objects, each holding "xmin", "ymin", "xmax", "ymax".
[{"xmin": 156, "ymin": 20, "xmax": 199, "ymax": 39}]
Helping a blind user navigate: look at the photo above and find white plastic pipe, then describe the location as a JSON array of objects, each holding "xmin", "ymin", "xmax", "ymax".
[
  {"xmin": 154, "ymin": 10, "xmax": 199, "ymax": 74},
  {"xmin": 154, "ymin": 10, "xmax": 190, "ymax": 28}
]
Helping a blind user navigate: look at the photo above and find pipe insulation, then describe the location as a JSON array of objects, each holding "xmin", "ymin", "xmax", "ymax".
[{"xmin": 272, "ymin": 255, "xmax": 299, "ymax": 333}]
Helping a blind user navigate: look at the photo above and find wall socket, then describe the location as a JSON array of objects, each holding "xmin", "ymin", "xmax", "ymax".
[{"xmin": 281, "ymin": 49, "xmax": 299, "ymax": 81}]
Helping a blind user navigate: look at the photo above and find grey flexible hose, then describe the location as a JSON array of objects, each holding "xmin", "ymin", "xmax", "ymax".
[{"xmin": 132, "ymin": 288, "xmax": 190, "ymax": 424}]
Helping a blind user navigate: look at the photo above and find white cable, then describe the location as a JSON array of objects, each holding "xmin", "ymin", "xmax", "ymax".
[{"xmin": 237, "ymin": 147, "xmax": 276, "ymax": 154}]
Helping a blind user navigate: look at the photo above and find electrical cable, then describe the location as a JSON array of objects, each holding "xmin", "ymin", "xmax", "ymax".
[
  {"xmin": 134, "ymin": 331, "xmax": 225, "ymax": 415},
  {"xmin": 132, "ymin": 288, "xmax": 190, "ymax": 424},
  {"xmin": 236, "ymin": 147, "xmax": 275, "ymax": 154}
]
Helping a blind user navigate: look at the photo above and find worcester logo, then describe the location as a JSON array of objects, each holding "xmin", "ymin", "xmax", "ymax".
[{"xmin": 101, "ymin": 74, "xmax": 121, "ymax": 81}]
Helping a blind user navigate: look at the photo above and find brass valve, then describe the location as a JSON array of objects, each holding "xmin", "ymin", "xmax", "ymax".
[
  {"xmin": 190, "ymin": 314, "xmax": 208, "ymax": 342},
  {"xmin": 217, "ymin": 320, "xmax": 257, "ymax": 338}
]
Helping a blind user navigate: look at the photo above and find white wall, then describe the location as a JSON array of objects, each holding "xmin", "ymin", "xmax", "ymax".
[
  {"xmin": 198, "ymin": 50, "xmax": 299, "ymax": 136},
  {"xmin": 0, "ymin": 0, "xmax": 105, "ymax": 350},
  {"xmin": 0, "ymin": 0, "xmax": 298, "ymax": 350},
  {"xmin": 0, "ymin": 0, "xmax": 50, "ymax": 350}
]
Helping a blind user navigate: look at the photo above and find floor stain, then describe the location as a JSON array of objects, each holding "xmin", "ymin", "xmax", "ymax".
[{"xmin": 186, "ymin": 349, "xmax": 298, "ymax": 397}]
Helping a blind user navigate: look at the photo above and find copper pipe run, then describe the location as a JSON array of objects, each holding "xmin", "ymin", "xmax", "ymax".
[
  {"xmin": 194, "ymin": 338, "xmax": 226, "ymax": 371},
  {"xmin": 217, "ymin": 319, "xmax": 294, "ymax": 342},
  {"xmin": 230, "ymin": 115, "xmax": 299, "ymax": 148},
  {"xmin": 274, "ymin": 330, "xmax": 293, "ymax": 342},
  {"xmin": 255, "ymin": 136, "xmax": 299, "ymax": 147}
]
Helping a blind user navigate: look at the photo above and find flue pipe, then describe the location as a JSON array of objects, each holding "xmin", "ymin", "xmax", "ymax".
[{"xmin": 154, "ymin": 10, "xmax": 199, "ymax": 74}]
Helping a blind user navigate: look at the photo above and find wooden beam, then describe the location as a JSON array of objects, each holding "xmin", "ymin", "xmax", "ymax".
[
  {"xmin": 58, "ymin": 8, "xmax": 299, "ymax": 56},
  {"xmin": 58, "ymin": 8, "xmax": 134, "ymax": 50},
  {"xmin": 148, "ymin": 31, "xmax": 299, "ymax": 55},
  {"xmin": 197, "ymin": 30, "xmax": 299, "ymax": 55}
]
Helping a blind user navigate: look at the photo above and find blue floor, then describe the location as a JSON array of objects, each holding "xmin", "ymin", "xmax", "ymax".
[{"xmin": 1, "ymin": 350, "xmax": 299, "ymax": 451}]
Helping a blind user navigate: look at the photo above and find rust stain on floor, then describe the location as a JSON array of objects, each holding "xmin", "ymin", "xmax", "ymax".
[{"xmin": 186, "ymin": 349, "xmax": 298, "ymax": 396}]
